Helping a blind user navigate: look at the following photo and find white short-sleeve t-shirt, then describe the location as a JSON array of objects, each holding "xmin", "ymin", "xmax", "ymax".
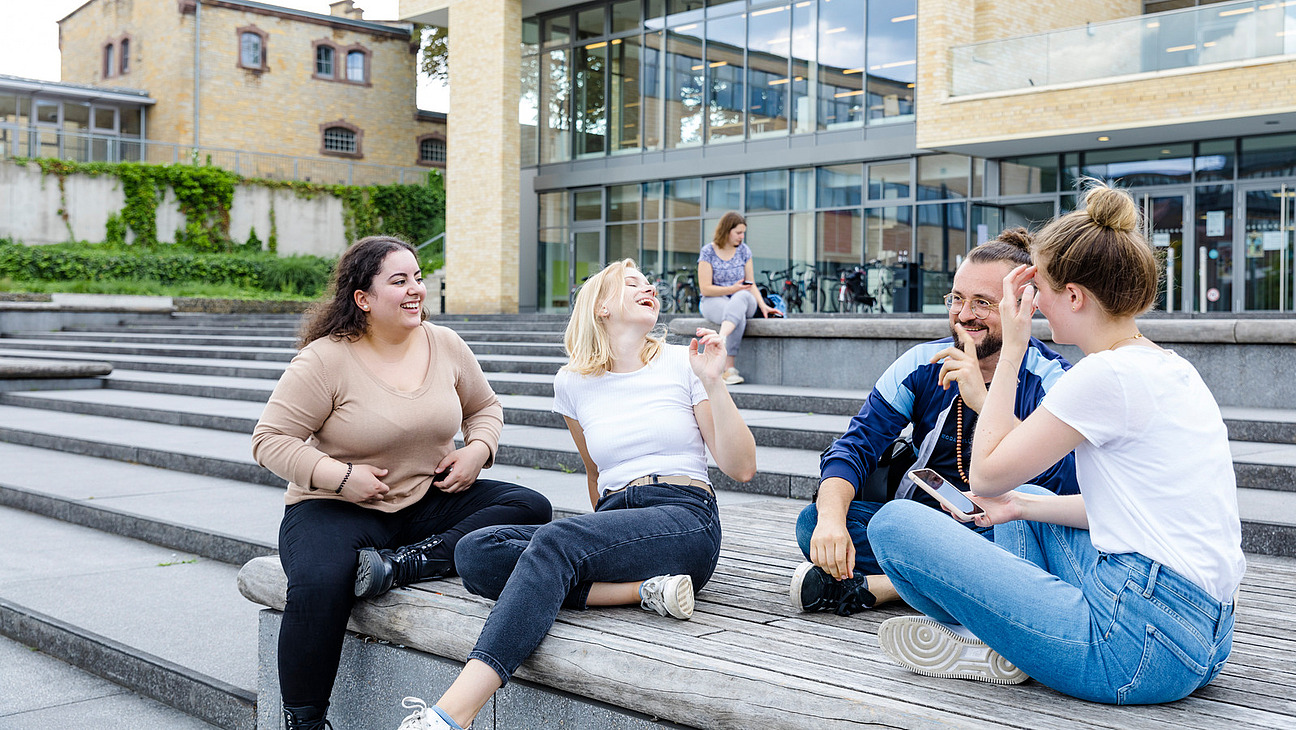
[
  {"xmin": 552, "ymin": 344, "xmax": 710, "ymax": 494},
  {"xmin": 1041, "ymin": 347, "xmax": 1245, "ymax": 602}
]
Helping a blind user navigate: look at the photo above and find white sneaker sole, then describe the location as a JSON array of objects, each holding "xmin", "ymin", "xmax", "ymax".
[
  {"xmin": 878, "ymin": 617, "xmax": 1028, "ymax": 685},
  {"xmin": 666, "ymin": 575, "xmax": 695, "ymax": 619},
  {"xmin": 788, "ymin": 561, "xmax": 816, "ymax": 611}
]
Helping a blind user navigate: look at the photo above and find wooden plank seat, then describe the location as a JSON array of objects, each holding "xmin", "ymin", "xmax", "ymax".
[{"xmin": 237, "ymin": 500, "xmax": 1296, "ymax": 729}]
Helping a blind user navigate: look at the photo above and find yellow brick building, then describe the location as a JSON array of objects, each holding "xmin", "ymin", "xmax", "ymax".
[
  {"xmin": 400, "ymin": 0, "xmax": 1296, "ymax": 314},
  {"xmin": 59, "ymin": 0, "xmax": 446, "ymax": 175}
]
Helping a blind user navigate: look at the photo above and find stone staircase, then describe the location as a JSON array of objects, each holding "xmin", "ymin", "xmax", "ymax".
[{"xmin": 0, "ymin": 311, "xmax": 1294, "ymax": 728}]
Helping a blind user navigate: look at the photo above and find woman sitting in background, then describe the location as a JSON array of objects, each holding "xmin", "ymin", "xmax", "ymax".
[{"xmin": 698, "ymin": 211, "xmax": 778, "ymax": 385}]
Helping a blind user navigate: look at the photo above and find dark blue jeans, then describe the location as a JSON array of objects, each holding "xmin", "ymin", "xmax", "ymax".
[
  {"xmin": 276, "ymin": 479, "xmax": 551, "ymax": 707},
  {"xmin": 795, "ymin": 499, "xmax": 990, "ymax": 576},
  {"xmin": 455, "ymin": 482, "xmax": 722, "ymax": 684}
]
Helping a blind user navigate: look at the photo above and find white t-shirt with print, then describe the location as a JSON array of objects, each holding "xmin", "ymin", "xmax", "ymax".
[
  {"xmin": 552, "ymin": 344, "xmax": 710, "ymax": 495},
  {"xmin": 1041, "ymin": 347, "xmax": 1245, "ymax": 603}
]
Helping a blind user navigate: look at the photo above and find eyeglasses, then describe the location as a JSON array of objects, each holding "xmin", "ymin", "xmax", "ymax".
[{"xmin": 942, "ymin": 293, "xmax": 1000, "ymax": 319}]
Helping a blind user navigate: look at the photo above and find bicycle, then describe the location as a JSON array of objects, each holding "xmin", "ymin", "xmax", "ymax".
[
  {"xmin": 646, "ymin": 269, "xmax": 676, "ymax": 314},
  {"xmin": 836, "ymin": 264, "xmax": 880, "ymax": 314},
  {"xmin": 670, "ymin": 268, "xmax": 699, "ymax": 314}
]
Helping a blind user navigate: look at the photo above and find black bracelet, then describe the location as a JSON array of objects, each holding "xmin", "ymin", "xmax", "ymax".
[{"xmin": 335, "ymin": 462, "xmax": 353, "ymax": 495}]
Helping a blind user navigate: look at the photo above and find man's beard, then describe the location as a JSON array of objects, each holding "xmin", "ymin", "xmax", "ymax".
[{"xmin": 951, "ymin": 322, "xmax": 1003, "ymax": 360}]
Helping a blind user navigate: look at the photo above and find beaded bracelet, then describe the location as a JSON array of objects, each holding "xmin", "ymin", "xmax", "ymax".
[{"xmin": 335, "ymin": 462, "xmax": 353, "ymax": 495}]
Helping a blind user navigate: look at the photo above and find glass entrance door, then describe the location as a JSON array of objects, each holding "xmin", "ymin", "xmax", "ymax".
[
  {"xmin": 570, "ymin": 229, "xmax": 603, "ymax": 307},
  {"xmin": 1193, "ymin": 186, "xmax": 1234, "ymax": 313},
  {"xmin": 1140, "ymin": 193, "xmax": 1187, "ymax": 312},
  {"xmin": 1241, "ymin": 185, "xmax": 1296, "ymax": 312}
]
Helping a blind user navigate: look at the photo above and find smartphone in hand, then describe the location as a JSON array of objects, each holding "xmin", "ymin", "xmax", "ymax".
[{"xmin": 907, "ymin": 468, "xmax": 984, "ymax": 522}]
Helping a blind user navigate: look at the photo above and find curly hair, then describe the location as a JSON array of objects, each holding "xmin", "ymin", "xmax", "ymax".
[{"xmin": 297, "ymin": 236, "xmax": 424, "ymax": 348}]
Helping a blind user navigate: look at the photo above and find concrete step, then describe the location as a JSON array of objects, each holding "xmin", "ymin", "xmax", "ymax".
[
  {"xmin": 66, "ymin": 324, "xmax": 300, "ymax": 338},
  {"xmin": 460, "ymin": 341, "xmax": 568, "ymax": 358},
  {"xmin": 13, "ymin": 330, "xmax": 299, "ymax": 348},
  {"xmin": 0, "ymin": 634, "xmax": 220, "ymax": 729},
  {"xmin": 0, "ymin": 507, "xmax": 259, "ymax": 730},
  {"xmin": 0, "ymin": 338, "xmax": 298, "ymax": 363},
  {"xmin": 0, "ymin": 348, "xmax": 287, "ymax": 380}
]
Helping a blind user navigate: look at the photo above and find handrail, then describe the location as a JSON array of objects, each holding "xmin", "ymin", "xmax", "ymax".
[{"xmin": 417, "ymin": 232, "xmax": 445, "ymax": 251}]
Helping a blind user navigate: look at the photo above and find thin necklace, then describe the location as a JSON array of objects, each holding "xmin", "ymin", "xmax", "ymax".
[
  {"xmin": 1107, "ymin": 333, "xmax": 1144, "ymax": 351},
  {"xmin": 955, "ymin": 396, "xmax": 969, "ymax": 485}
]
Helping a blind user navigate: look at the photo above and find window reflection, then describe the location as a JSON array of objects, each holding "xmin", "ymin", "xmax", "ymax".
[
  {"xmin": 791, "ymin": 0, "xmax": 817, "ymax": 133},
  {"xmin": 706, "ymin": 12, "xmax": 745, "ymax": 143},
  {"xmin": 818, "ymin": 164, "xmax": 863, "ymax": 207},
  {"xmin": 575, "ymin": 42, "xmax": 607, "ymax": 157},
  {"xmin": 666, "ymin": 22, "xmax": 704, "ymax": 147},
  {"xmin": 611, "ymin": 37, "xmax": 641, "ymax": 152},
  {"xmin": 866, "ymin": 0, "xmax": 916, "ymax": 124},
  {"xmin": 541, "ymin": 49, "xmax": 571, "ymax": 163},
  {"xmin": 818, "ymin": 0, "xmax": 866, "ymax": 129},
  {"xmin": 748, "ymin": 4, "xmax": 791, "ymax": 138}
]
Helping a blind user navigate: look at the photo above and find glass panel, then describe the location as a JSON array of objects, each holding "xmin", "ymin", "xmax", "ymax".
[
  {"xmin": 914, "ymin": 202, "xmax": 966, "ymax": 313},
  {"xmin": 748, "ymin": 3, "xmax": 791, "ymax": 138},
  {"xmin": 643, "ymin": 31, "xmax": 664, "ymax": 151},
  {"xmin": 706, "ymin": 12, "xmax": 745, "ymax": 143},
  {"xmin": 998, "ymin": 200, "xmax": 1056, "ymax": 231},
  {"xmin": 647, "ymin": 0, "xmax": 667, "ymax": 24},
  {"xmin": 1241, "ymin": 133, "xmax": 1296, "ymax": 179},
  {"xmin": 706, "ymin": 177, "xmax": 741, "ymax": 211},
  {"xmin": 670, "ymin": 0, "xmax": 706, "ymax": 17},
  {"xmin": 746, "ymin": 169, "xmax": 789, "ymax": 212},
  {"xmin": 971, "ymin": 158, "xmax": 985, "ymax": 198},
  {"xmin": 1195, "ymin": 138, "xmax": 1234, "ymax": 182},
  {"xmin": 817, "ymin": 164, "xmax": 862, "ymax": 207},
  {"xmin": 817, "ymin": 207, "xmax": 862, "ymax": 283},
  {"xmin": 344, "ymin": 51, "xmax": 365, "ymax": 81},
  {"xmin": 790, "ymin": 167, "xmax": 814, "ymax": 209},
  {"xmin": 541, "ymin": 49, "xmax": 571, "ymax": 164},
  {"xmin": 35, "ymin": 101, "xmax": 58, "ymax": 125},
  {"xmin": 745, "ymin": 212, "xmax": 790, "ymax": 292},
  {"xmin": 665, "ymin": 177, "xmax": 702, "ymax": 217},
  {"xmin": 1082, "ymin": 144, "xmax": 1193, "ymax": 186},
  {"xmin": 538, "ymin": 228, "xmax": 570, "ymax": 312},
  {"xmin": 1062, "ymin": 153, "xmax": 1082, "ymax": 193},
  {"xmin": 868, "ymin": 160, "xmax": 909, "ymax": 200},
  {"xmin": 818, "ymin": 0, "xmax": 865, "ymax": 129},
  {"xmin": 1000, "ymin": 155, "xmax": 1058, "ymax": 196},
  {"xmin": 92, "ymin": 107, "xmax": 116, "ymax": 131},
  {"xmin": 574, "ymin": 231, "xmax": 603, "ymax": 291},
  {"xmin": 790, "ymin": 0, "xmax": 816, "ymax": 133},
  {"xmin": 543, "ymin": 14, "xmax": 571, "ymax": 48},
  {"xmin": 607, "ymin": 223, "xmax": 640, "ymax": 265},
  {"xmin": 1143, "ymin": 193, "xmax": 1186, "ymax": 313},
  {"xmin": 575, "ymin": 42, "xmax": 607, "ymax": 158},
  {"xmin": 316, "ymin": 45, "xmax": 334, "ymax": 76},
  {"xmin": 1243, "ymin": 187, "xmax": 1295, "ymax": 312},
  {"xmin": 664, "ymin": 218, "xmax": 702, "ymax": 274},
  {"xmin": 866, "ymin": 205, "xmax": 912, "ymax": 312},
  {"xmin": 666, "ymin": 22, "xmax": 705, "ymax": 148},
  {"xmin": 790, "ymin": 211, "xmax": 823, "ymax": 309},
  {"xmin": 63, "ymin": 102, "xmax": 90, "ymax": 131},
  {"xmin": 1195, "ymin": 185, "xmax": 1233, "ymax": 312},
  {"xmin": 120, "ymin": 107, "xmax": 141, "ymax": 136},
  {"xmin": 577, "ymin": 7, "xmax": 606, "ymax": 40},
  {"xmin": 521, "ymin": 53, "xmax": 539, "ymax": 166},
  {"xmin": 574, "ymin": 189, "xmax": 603, "ymax": 221},
  {"xmin": 609, "ymin": 184, "xmax": 641, "ymax": 222},
  {"xmin": 866, "ymin": 0, "xmax": 916, "ymax": 125},
  {"xmin": 612, "ymin": 1, "xmax": 640, "ymax": 34},
  {"xmin": 917, "ymin": 154, "xmax": 969, "ymax": 200},
  {"xmin": 523, "ymin": 17, "xmax": 540, "ymax": 55},
  {"xmin": 970, "ymin": 204, "xmax": 1003, "ymax": 246},
  {"xmin": 642, "ymin": 221, "xmax": 664, "ymax": 276},
  {"xmin": 539, "ymin": 191, "xmax": 569, "ymax": 228},
  {"xmin": 0, "ymin": 95, "xmax": 18, "ymax": 124},
  {"xmin": 610, "ymin": 36, "xmax": 641, "ymax": 153},
  {"xmin": 241, "ymin": 33, "xmax": 261, "ymax": 67},
  {"xmin": 644, "ymin": 181, "xmax": 663, "ymax": 219}
]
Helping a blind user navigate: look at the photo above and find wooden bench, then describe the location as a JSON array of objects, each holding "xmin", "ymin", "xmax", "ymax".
[{"xmin": 238, "ymin": 499, "xmax": 1296, "ymax": 729}]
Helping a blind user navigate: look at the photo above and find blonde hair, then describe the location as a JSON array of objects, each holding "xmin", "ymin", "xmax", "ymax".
[
  {"xmin": 563, "ymin": 259, "xmax": 665, "ymax": 376},
  {"xmin": 1032, "ymin": 183, "xmax": 1159, "ymax": 318}
]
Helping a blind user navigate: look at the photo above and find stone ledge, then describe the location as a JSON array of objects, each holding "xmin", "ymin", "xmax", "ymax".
[
  {"xmin": 0, "ymin": 358, "xmax": 112, "ymax": 379},
  {"xmin": 670, "ymin": 316, "xmax": 1296, "ymax": 344}
]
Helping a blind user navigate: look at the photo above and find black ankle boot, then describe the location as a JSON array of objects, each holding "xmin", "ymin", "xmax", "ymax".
[
  {"xmin": 283, "ymin": 703, "xmax": 332, "ymax": 730},
  {"xmin": 354, "ymin": 534, "xmax": 453, "ymax": 598}
]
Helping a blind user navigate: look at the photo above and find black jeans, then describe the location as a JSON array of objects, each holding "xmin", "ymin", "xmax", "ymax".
[
  {"xmin": 454, "ymin": 482, "xmax": 722, "ymax": 684},
  {"xmin": 276, "ymin": 479, "xmax": 551, "ymax": 707}
]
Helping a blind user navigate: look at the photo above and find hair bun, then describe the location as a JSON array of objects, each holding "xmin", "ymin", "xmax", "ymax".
[
  {"xmin": 994, "ymin": 226, "xmax": 1032, "ymax": 251},
  {"xmin": 1084, "ymin": 186, "xmax": 1139, "ymax": 232}
]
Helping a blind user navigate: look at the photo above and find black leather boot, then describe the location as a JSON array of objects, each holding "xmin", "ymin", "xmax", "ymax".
[
  {"xmin": 283, "ymin": 703, "xmax": 332, "ymax": 730},
  {"xmin": 354, "ymin": 534, "xmax": 453, "ymax": 598}
]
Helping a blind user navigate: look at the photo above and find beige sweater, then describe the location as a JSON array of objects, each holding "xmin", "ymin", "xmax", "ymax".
[{"xmin": 251, "ymin": 322, "xmax": 503, "ymax": 512}]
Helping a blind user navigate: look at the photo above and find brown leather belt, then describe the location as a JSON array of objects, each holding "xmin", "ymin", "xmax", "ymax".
[{"xmin": 609, "ymin": 474, "xmax": 713, "ymax": 495}]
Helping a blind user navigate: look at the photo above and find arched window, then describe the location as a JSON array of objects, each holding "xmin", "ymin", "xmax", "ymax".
[
  {"xmin": 321, "ymin": 124, "xmax": 361, "ymax": 157},
  {"xmin": 103, "ymin": 44, "xmax": 115, "ymax": 78},
  {"xmin": 315, "ymin": 45, "xmax": 334, "ymax": 77},
  {"xmin": 420, "ymin": 137, "xmax": 446, "ymax": 164},
  {"xmin": 240, "ymin": 31, "xmax": 264, "ymax": 69},
  {"xmin": 346, "ymin": 50, "xmax": 365, "ymax": 82},
  {"xmin": 119, "ymin": 38, "xmax": 130, "ymax": 74}
]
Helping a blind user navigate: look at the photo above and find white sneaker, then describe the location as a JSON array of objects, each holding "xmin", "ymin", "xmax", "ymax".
[
  {"xmin": 640, "ymin": 574, "xmax": 694, "ymax": 619},
  {"xmin": 722, "ymin": 367, "xmax": 744, "ymax": 385},
  {"xmin": 396, "ymin": 697, "xmax": 462, "ymax": 730},
  {"xmin": 877, "ymin": 616, "xmax": 1028, "ymax": 685}
]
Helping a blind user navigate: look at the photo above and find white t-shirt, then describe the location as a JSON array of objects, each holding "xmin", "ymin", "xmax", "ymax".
[
  {"xmin": 1042, "ymin": 347, "xmax": 1245, "ymax": 602},
  {"xmin": 552, "ymin": 345, "xmax": 710, "ymax": 495}
]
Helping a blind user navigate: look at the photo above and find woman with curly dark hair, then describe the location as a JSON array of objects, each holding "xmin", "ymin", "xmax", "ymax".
[{"xmin": 253, "ymin": 236, "xmax": 551, "ymax": 730}]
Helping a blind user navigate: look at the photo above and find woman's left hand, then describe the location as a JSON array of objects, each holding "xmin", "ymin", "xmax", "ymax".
[
  {"xmin": 432, "ymin": 440, "xmax": 490, "ymax": 493},
  {"xmin": 689, "ymin": 328, "xmax": 728, "ymax": 385},
  {"xmin": 999, "ymin": 264, "xmax": 1038, "ymax": 355}
]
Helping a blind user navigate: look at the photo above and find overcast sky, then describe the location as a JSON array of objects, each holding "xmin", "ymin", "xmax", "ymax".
[{"xmin": 0, "ymin": 0, "xmax": 448, "ymax": 111}]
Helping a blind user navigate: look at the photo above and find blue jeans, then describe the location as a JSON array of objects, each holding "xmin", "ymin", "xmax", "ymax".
[
  {"xmin": 699, "ymin": 290, "xmax": 757, "ymax": 356},
  {"xmin": 870, "ymin": 490, "xmax": 1236, "ymax": 704},
  {"xmin": 795, "ymin": 499, "xmax": 989, "ymax": 576},
  {"xmin": 455, "ymin": 481, "xmax": 722, "ymax": 684}
]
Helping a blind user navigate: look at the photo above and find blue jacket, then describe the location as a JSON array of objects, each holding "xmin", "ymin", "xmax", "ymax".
[{"xmin": 820, "ymin": 336, "xmax": 1079, "ymax": 499}]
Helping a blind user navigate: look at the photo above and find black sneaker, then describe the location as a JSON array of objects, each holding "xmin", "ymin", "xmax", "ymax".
[
  {"xmin": 354, "ymin": 534, "xmax": 453, "ymax": 599},
  {"xmin": 789, "ymin": 561, "xmax": 876, "ymax": 616}
]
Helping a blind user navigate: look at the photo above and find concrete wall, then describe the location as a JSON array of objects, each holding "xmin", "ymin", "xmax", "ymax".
[{"xmin": 0, "ymin": 161, "xmax": 347, "ymax": 256}]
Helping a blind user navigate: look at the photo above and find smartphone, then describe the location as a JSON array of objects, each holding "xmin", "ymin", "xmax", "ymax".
[
  {"xmin": 742, "ymin": 280, "xmax": 754, "ymax": 286},
  {"xmin": 907, "ymin": 468, "xmax": 984, "ymax": 521}
]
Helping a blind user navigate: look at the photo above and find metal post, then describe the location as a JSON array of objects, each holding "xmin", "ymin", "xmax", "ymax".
[
  {"xmin": 193, "ymin": 0, "xmax": 201, "ymax": 149},
  {"xmin": 1165, "ymin": 247, "xmax": 1175, "ymax": 314},
  {"xmin": 1198, "ymin": 246, "xmax": 1208, "ymax": 313},
  {"xmin": 1281, "ymin": 184, "xmax": 1288, "ymax": 313}
]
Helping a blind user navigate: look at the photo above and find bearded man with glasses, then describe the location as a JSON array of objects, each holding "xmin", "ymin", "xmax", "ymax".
[{"xmin": 789, "ymin": 228, "xmax": 1079, "ymax": 616}]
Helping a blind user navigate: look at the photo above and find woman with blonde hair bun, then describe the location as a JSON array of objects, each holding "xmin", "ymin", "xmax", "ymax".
[
  {"xmin": 867, "ymin": 184, "xmax": 1245, "ymax": 704},
  {"xmin": 393, "ymin": 259, "xmax": 757, "ymax": 729}
]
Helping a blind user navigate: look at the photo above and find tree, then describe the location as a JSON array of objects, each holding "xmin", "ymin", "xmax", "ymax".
[{"xmin": 419, "ymin": 25, "xmax": 449, "ymax": 82}]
